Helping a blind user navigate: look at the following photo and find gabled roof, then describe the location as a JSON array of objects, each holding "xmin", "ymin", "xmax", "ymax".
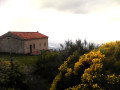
[{"xmin": 11, "ymin": 32, "xmax": 48, "ymax": 39}]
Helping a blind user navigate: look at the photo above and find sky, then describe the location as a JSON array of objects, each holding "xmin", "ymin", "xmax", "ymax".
[{"xmin": 0, "ymin": 0, "xmax": 120, "ymax": 46}]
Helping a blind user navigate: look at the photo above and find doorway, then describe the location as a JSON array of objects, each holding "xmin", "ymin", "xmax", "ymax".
[{"xmin": 30, "ymin": 45, "xmax": 32, "ymax": 53}]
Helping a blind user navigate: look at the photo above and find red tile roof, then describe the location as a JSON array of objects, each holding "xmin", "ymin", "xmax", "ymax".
[{"xmin": 11, "ymin": 32, "xmax": 48, "ymax": 39}]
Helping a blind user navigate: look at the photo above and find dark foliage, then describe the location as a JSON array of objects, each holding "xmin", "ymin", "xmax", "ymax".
[
  {"xmin": 0, "ymin": 61, "xmax": 28, "ymax": 90},
  {"xmin": 60, "ymin": 39, "xmax": 98, "ymax": 56}
]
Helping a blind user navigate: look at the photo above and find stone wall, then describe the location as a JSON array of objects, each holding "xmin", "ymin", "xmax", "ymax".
[
  {"xmin": 0, "ymin": 36, "xmax": 24, "ymax": 53},
  {"xmin": 24, "ymin": 38, "xmax": 48, "ymax": 54}
]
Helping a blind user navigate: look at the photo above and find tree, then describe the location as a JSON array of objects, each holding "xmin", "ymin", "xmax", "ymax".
[{"xmin": 60, "ymin": 39, "xmax": 98, "ymax": 56}]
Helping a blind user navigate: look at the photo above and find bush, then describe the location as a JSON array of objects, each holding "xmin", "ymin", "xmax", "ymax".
[
  {"xmin": 50, "ymin": 41, "xmax": 120, "ymax": 90},
  {"xmin": 0, "ymin": 60, "xmax": 28, "ymax": 90},
  {"xmin": 50, "ymin": 51, "xmax": 80, "ymax": 90},
  {"xmin": 34, "ymin": 39, "xmax": 98, "ymax": 89},
  {"xmin": 35, "ymin": 52, "xmax": 62, "ymax": 83}
]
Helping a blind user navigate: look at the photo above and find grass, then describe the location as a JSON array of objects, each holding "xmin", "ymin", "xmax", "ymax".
[{"xmin": 0, "ymin": 53, "xmax": 39, "ymax": 66}]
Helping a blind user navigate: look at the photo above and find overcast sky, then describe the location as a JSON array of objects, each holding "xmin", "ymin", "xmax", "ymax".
[{"xmin": 0, "ymin": 0, "xmax": 120, "ymax": 44}]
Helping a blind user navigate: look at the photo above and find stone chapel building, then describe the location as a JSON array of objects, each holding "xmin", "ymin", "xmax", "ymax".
[{"xmin": 0, "ymin": 31, "xmax": 48, "ymax": 54}]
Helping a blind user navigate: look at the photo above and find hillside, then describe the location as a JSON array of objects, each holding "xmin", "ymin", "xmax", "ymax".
[{"xmin": 50, "ymin": 41, "xmax": 120, "ymax": 90}]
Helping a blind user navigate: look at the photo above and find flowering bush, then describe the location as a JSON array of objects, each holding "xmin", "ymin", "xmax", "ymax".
[{"xmin": 50, "ymin": 41, "xmax": 120, "ymax": 90}]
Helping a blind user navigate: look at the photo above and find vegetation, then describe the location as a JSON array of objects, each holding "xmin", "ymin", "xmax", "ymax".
[
  {"xmin": 3, "ymin": 39, "xmax": 120, "ymax": 90},
  {"xmin": 35, "ymin": 52, "xmax": 61, "ymax": 83},
  {"xmin": 0, "ymin": 60, "xmax": 28, "ymax": 90},
  {"xmin": 60, "ymin": 39, "xmax": 98, "ymax": 57},
  {"xmin": 35, "ymin": 39, "xmax": 97, "ymax": 89},
  {"xmin": 50, "ymin": 41, "xmax": 120, "ymax": 90},
  {"xmin": 0, "ymin": 53, "xmax": 38, "ymax": 66}
]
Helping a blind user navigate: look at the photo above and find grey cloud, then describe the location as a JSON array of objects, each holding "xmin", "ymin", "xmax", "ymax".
[
  {"xmin": 0, "ymin": 0, "xmax": 8, "ymax": 5},
  {"xmin": 40, "ymin": 0, "xmax": 120, "ymax": 13},
  {"xmin": 0, "ymin": 0, "xmax": 7, "ymax": 3}
]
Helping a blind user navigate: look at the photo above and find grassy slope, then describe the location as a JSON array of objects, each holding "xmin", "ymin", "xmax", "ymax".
[
  {"xmin": 0, "ymin": 53, "xmax": 39, "ymax": 66},
  {"xmin": 0, "ymin": 53, "xmax": 49, "ymax": 90}
]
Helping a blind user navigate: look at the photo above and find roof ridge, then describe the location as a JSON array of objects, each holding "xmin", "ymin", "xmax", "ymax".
[
  {"xmin": 10, "ymin": 31, "xmax": 38, "ymax": 33},
  {"xmin": 10, "ymin": 31, "xmax": 48, "ymax": 39}
]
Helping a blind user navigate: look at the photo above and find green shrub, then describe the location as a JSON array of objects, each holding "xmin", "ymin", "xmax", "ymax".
[
  {"xmin": 0, "ymin": 60, "xmax": 28, "ymax": 90},
  {"xmin": 35, "ymin": 52, "xmax": 62, "ymax": 83}
]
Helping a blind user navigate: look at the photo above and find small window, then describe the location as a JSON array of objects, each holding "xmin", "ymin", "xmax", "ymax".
[
  {"xmin": 40, "ymin": 43, "xmax": 41, "ymax": 47},
  {"xmin": 44, "ymin": 42, "xmax": 46, "ymax": 47},
  {"xmin": 33, "ymin": 44, "xmax": 35, "ymax": 49}
]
